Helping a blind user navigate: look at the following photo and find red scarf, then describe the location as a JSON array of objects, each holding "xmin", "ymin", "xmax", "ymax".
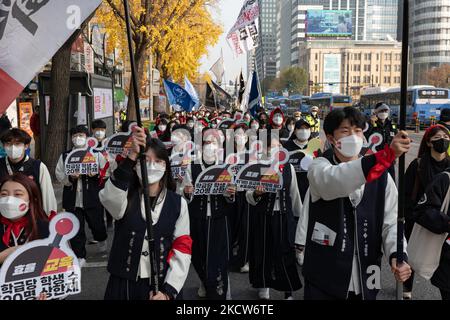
[{"xmin": 0, "ymin": 216, "xmax": 29, "ymax": 247}]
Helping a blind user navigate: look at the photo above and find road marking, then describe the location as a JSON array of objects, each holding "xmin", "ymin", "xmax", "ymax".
[{"xmin": 84, "ymin": 261, "xmax": 108, "ymax": 268}]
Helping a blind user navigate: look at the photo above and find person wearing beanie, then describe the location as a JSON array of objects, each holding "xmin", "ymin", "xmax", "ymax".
[
  {"xmin": 438, "ymin": 108, "xmax": 450, "ymax": 132},
  {"xmin": 365, "ymin": 102, "xmax": 398, "ymax": 179}
]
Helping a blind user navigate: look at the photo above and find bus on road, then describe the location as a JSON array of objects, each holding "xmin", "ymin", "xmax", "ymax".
[{"xmin": 360, "ymin": 85, "xmax": 450, "ymax": 127}]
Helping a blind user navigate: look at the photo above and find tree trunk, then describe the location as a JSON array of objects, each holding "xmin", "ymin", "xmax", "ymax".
[
  {"xmin": 41, "ymin": 33, "xmax": 79, "ymax": 180},
  {"xmin": 126, "ymin": 41, "xmax": 146, "ymax": 121}
]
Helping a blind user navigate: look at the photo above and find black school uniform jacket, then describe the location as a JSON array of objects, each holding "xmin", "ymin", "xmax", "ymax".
[
  {"xmin": 186, "ymin": 163, "xmax": 236, "ymax": 220},
  {"xmin": 55, "ymin": 150, "xmax": 106, "ymax": 211},
  {"xmin": 414, "ymin": 171, "xmax": 450, "ymax": 291},
  {"xmin": 296, "ymin": 148, "xmax": 407, "ymax": 300},
  {"xmin": 0, "ymin": 157, "xmax": 57, "ymax": 215},
  {"xmin": 99, "ymin": 158, "xmax": 192, "ymax": 298},
  {"xmin": 0, "ymin": 218, "xmax": 49, "ymax": 251}
]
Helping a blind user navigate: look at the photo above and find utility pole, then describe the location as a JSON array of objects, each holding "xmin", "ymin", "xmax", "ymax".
[{"xmin": 148, "ymin": 51, "xmax": 154, "ymax": 121}]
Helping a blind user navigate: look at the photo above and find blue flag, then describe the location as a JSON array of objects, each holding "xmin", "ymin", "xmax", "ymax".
[
  {"xmin": 184, "ymin": 76, "xmax": 200, "ymax": 109},
  {"xmin": 248, "ymin": 71, "xmax": 261, "ymax": 117},
  {"xmin": 163, "ymin": 79, "xmax": 196, "ymax": 112}
]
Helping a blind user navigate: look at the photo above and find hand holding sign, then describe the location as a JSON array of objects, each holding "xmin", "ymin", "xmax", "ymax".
[
  {"xmin": 104, "ymin": 122, "xmax": 137, "ymax": 160},
  {"xmin": 64, "ymin": 138, "xmax": 100, "ymax": 176},
  {"xmin": 0, "ymin": 212, "xmax": 81, "ymax": 300}
]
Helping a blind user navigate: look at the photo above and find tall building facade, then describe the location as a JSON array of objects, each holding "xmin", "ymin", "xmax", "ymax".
[
  {"xmin": 275, "ymin": 0, "xmax": 292, "ymax": 76},
  {"xmin": 289, "ymin": 0, "xmax": 399, "ymax": 66},
  {"xmin": 298, "ymin": 40, "xmax": 402, "ymax": 100},
  {"xmin": 409, "ymin": 0, "xmax": 450, "ymax": 85},
  {"xmin": 255, "ymin": 0, "xmax": 278, "ymax": 81}
]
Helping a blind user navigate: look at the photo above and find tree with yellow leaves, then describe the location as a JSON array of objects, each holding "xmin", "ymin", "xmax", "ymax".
[{"xmin": 96, "ymin": 0, "xmax": 222, "ymax": 119}]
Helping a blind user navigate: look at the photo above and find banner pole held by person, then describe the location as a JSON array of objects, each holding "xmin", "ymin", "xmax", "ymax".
[
  {"xmin": 122, "ymin": 0, "xmax": 159, "ymax": 294},
  {"xmin": 397, "ymin": 0, "xmax": 409, "ymax": 301}
]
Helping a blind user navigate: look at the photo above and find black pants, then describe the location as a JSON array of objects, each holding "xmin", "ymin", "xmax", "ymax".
[
  {"xmin": 191, "ymin": 216, "xmax": 230, "ymax": 300},
  {"xmin": 104, "ymin": 275, "xmax": 184, "ymax": 300},
  {"xmin": 304, "ymin": 280, "xmax": 362, "ymax": 300},
  {"xmin": 440, "ymin": 289, "xmax": 450, "ymax": 300},
  {"xmin": 70, "ymin": 206, "xmax": 107, "ymax": 259}
]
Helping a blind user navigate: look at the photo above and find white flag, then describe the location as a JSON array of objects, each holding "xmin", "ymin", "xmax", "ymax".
[
  {"xmin": 209, "ymin": 51, "xmax": 224, "ymax": 84},
  {"xmin": 0, "ymin": 0, "xmax": 102, "ymax": 113},
  {"xmin": 227, "ymin": 0, "xmax": 260, "ymax": 56},
  {"xmin": 239, "ymin": 71, "xmax": 253, "ymax": 112}
]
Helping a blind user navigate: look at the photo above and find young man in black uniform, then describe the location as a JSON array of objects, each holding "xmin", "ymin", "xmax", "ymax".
[
  {"xmin": 55, "ymin": 125, "xmax": 108, "ymax": 266},
  {"xmin": 296, "ymin": 107, "xmax": 411, "ymax": 300},
  {"xmin": 365, "ymin": 102, "xmax": 398, "ymax": 179},
  {"xmin": 0, "ymin": 129, "xmax": 57, "ymax": 216}
]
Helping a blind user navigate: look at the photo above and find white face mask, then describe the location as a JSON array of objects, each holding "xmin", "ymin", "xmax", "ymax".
[
  {"xmin": 335, "ymin": 134, "xmax": 363, "ymax": 158},
  {"xmin": 288, "ymin": 125, "xmax": 295, "ymax": 132},
  {"xmin": 0, "ymin": 196, "xmax": 29, "ymax": 220},
  {"xmin": 203, "ymin": 143, "xmax": 218, "ymax": 160},
  {"xmin": 377, "ymin": 112, "xmax": 389, "ymax": 120},
  {"xmin": 5, "ymin": 145, "xmax": 24, "ymax": 160},
  {"xmin": 311, "ymin": 111, "xmax": 318, "ymax": 116},
  {"xmin": 251, "ymin": 123, "xmax": 259, "ymax": 130},
  {"xmin": 295, "ymin": 116, "xmax": 301, "ymax": 121},
  {"xmin": 273, "ymin": 115, "xmax": 283, "ymax": 126},
  {"xmin": 72, "ymin": 136, "xmax": 86, "ymax": 148},
  {"xmin": 158, "ymin": 125, "xmax": 167, "ymax": 132},
  {"xmin": 94, "ymin": 130, "xmax": 106, "ymax": 140},
  {"xmin": 296, "ymin": 129, "xmax": 311, "ymax": 141},
  {"xmin": 136, "ymin": 162, "xmax": 166, "ymax": 184}
]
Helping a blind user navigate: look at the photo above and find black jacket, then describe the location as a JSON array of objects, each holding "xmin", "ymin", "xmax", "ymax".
[{"xmin": 414, "ymin": 171, "xmax": 450, "ymax": 291}]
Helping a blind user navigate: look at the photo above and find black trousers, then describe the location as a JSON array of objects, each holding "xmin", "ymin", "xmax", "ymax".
[
  {"xmin": 304, "ymin": 280, "xmax": 362, "ymax": 300},
  {"xmin": 104, "ymin": 275, "xmax": 184, "ymax": 300},
  {"xmin": 70, "ymin": 206, "xmax": 107, "ymax": 259},
  {"xmin": 191, "ymin": 216, "xmax": 230, "ymax": 300},
  {"xmin": 440, "ymin": 289, "xmax": 450, "ymax": 300}
]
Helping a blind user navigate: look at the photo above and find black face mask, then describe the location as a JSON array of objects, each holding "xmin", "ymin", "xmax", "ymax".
[{"xmin": 431, "ymin": 138, "xmax": 450, "ymax": 154}]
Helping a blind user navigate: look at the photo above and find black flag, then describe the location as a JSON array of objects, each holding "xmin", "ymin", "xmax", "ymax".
[
  {"xmin": 238, "ymin": 71, "xmax": 245, "ymax": 105},
  {"xmin": 211, "ymin": 80, "xmax": 233, "ymax": 108},
  {"xmin": 205, "ymin": 81, "xmax": 217, "ymax": 110}
]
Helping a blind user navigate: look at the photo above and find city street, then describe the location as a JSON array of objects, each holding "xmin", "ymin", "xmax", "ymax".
[{"xmin": 60, "ymin": 129, "xmax": 441, "ymax": 300}]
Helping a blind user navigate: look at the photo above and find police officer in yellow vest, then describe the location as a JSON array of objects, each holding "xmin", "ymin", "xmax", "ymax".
[{"xmin": 305, "ymin": 106, "xmax": 320, "ymax": 138}]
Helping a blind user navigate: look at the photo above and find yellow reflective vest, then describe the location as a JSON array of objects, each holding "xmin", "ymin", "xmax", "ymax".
[{"xmin": 305, "ymin": 114, "xmax": 320, "ymax": 133}]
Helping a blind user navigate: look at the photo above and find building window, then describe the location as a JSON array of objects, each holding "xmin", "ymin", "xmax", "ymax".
[
  {"xmin": 315, "ymin": 64, "xmax": 318, "ymax": 71},
  {"xmin": 377, "ymin": 53, "xmax": 380, "ymax": 60},
  {"xmin": 376, "ymin": 65, "xmax": 379, "ymax": 72},
  {"xmin": 315, "ymin": 53, "xmax": 318, "ymax": 60}
]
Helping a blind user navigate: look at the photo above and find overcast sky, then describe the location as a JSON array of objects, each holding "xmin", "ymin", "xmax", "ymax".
[{"xmin": 199, "ymin": 0, "xmax": 248, "ymax": 84}]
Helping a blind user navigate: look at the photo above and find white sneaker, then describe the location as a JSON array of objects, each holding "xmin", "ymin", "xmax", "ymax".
[
  {"xmin": 240, "ymin": 263, "xmax": 249, "ymax": 273},
  {"xmin": 78, "ymin": 258, "xmax": 86, "ymax": 268},
  {"xmin": 98, "ymin": 241, "xmax": 107, "ymax": 253},
  {"xmin": 285, "ymin": 296, "xmax": 294, "ymax": 300},
  {"xmin": 197, "ymin": 283, "xmax": 206, "ymax": 298},
  {"xmin": 226, "ymin": 276, "xmax": 232, "ymax": 300},
  {"xmin": 258, "ymin": 288, "xmax": 270, "ymax": 300},
  {"xmin": 296, "ymin": 251, "xmax": 304, "ymax": 266}
]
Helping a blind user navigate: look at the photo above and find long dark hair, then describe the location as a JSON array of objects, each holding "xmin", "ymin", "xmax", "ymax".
[
  {"xmin": 0, "ymin": 173, "xmax": 49, "ymax": 241},
  {"xmin": 145, "ymin": 138, "xmax": 176, "ymax": 192},
  {"xmin": 418, "ymin": 124, "xmax": 450, "ymax": 158}
]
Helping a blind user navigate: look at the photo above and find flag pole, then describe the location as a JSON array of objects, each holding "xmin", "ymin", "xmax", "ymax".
[
  {"xmin": 397, "ymin": 0, "xmax": 409, "ymax": 301},
  {"xmin": 122, "ymin": 0, "xmax": 159, "ymax": 295}
]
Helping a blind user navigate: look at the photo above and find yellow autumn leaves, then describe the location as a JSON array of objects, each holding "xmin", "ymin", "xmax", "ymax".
[{"xmin": 96, "ymin": 0, "xmax": 222, "ymax": 84}]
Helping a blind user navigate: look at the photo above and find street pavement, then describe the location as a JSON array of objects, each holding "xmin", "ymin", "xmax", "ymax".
[{"xmin": 54, "ymin": 129, "xmax": 441, "ymax": 300}]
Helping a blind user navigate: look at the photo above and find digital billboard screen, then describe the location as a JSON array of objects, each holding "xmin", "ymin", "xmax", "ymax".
[{"xmin": 306, "ymin": 10, "xmax": 352, "ymax": 38}]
